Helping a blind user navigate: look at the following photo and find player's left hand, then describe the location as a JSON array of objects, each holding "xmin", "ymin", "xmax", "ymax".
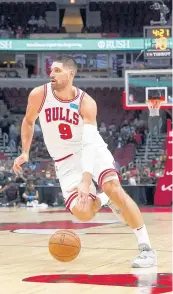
[{"xmin": 68, "ymin": 181, "xmax": 90, "ymax": 211}]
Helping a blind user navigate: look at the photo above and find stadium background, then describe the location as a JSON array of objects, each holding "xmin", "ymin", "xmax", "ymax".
[{"xmin": 0, "ymin": 0, "xmax": 172, "ymax": 208}]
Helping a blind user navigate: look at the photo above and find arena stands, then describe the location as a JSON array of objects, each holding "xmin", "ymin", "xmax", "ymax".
[
  {"xmin": 87, "ymin": 1, "xmax": 172, "ymax": 36},
  {"xmin": 0, "ymin": 1, "xmax": 172, "ymax": 37},
  {"xmin": 0, "ymin": 1, "xmax": 58, "ymax": 38}
]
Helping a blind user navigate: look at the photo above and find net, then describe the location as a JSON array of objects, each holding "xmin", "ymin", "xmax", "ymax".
[{"xmin": 146, "ymin": 99, "xmax": 164, "ymax": 117}]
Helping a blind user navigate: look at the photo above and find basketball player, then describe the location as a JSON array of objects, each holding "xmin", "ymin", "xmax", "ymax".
[{"xmin": 13, "ymin": 55, "xmax": 157, "ymax": 268}]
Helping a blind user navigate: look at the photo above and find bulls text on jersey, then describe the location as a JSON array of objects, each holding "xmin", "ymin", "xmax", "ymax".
[{"xmin": 45, "ymin": 107, "xmax": 79, "ymax": 125}]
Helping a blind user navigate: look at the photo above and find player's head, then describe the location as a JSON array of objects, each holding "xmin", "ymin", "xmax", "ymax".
[{"xmin": 50, "ymin": 55, "xmax": 78, "ymax": 90}]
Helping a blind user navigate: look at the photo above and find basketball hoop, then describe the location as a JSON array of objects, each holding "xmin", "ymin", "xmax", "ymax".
[{"xmin": 146, "ymin": 98, "xmax": 164, "ymax": 117}]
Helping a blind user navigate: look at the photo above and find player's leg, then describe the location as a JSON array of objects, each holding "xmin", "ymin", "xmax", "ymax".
[
  {"xmin": 93, "ymin": 147, "xmax": 157, "ymax": 268},
  {"xmin": 102, "ymin": 179, "xmax": 157, "ymax": 267},
  {"xmin": 70, "ymin": 194, "xmax": 101, "ymax": 221},
  {"xmin": 55, "ymin": 153, "xmax": 101, "ymax": 222}
]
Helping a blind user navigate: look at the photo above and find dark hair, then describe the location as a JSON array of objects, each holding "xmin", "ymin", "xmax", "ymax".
[
  {"xmin": 26, "ymin": 182, "xmax": 35, "ymax": 192},
  {"xmin": 56, "ymin": 55, "xmax": 78, "ymax": 74}
]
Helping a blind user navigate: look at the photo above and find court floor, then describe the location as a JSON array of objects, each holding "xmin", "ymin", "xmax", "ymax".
[{"xmin": 0, "ymin": 206, "xmax": 172, "ymax": 294}]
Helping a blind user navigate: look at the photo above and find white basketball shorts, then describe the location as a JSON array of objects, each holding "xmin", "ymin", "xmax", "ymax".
[{"xmin": 55, "ymin": 146, "xmax": 119, "ymax": 212}]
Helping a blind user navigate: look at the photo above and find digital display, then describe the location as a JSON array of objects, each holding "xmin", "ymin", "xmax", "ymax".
[
  {"xmin": 144, "ymin": 26, "xmax": 172, "ymax": 59},
  {"xmin": 145, "ymin": 27, "xmax": 171, "ymax": 38}
]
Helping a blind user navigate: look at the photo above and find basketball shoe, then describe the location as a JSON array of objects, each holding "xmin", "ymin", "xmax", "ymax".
[{"xmin": 132, "ymin": 243, "xmax": 157, "ymax": 268}]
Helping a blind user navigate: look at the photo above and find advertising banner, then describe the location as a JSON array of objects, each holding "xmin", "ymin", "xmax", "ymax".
[{"xmin": 0, "ymin": 38, "xmax": 172, "ymax": 51}]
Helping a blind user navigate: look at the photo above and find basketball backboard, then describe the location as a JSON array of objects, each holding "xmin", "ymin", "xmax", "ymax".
[{"xmin": 123, "ymin": 69, "xmax": 172, "ymax": 110}]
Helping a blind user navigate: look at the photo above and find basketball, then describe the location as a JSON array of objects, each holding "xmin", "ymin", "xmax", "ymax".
[{"xmin": 49, "ymin": 230, "xmax": 81, "ymax": 262}]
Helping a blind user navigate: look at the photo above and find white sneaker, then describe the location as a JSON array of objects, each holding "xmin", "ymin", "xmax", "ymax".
[
  {"xmin": 107, "ymin": 200, "xmax": 128, "ymax": 225},
  {"xmin": 132, "ymin": 243, "xmax": 157, "ymax": 268},
  {"xmin": 32, "ymin": 200, "xmax": 39, "ymax": 207}
]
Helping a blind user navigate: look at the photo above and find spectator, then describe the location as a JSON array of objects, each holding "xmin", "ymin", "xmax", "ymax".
[
  {"xmin": 0, "ymin": 167, "xmax": 13, "ymax": 203},
  {"xmin": 1, "ymin": 115, "xmax": 10, "ymax": 136},
  {"xmin": 28, "ymin": 159, "xmax": 39, "ymax": 171},
  {"xmin": 0, "ymin": 15, "xmax": 5, "ymax": 26},
  {"xmin": 7, "ymin": 26, "xmax": 14, "ymax": 38},
  {"xmin": 37, "ymin": 16, "xmax": 47, "ymax": 27},
  {"xmin": 0, "ymin": 26, "xmax": 10, "ymax": 38},
  {"xmin": 22, "ymin": 182, "xmax": 39, "ymax": 207},
  {"xmin": 15, "ymin": 60, "xmax": 24, "ymax": 68},
  {"xmin": 40, "ymin": 170, "xmax": 57, "ymax": 205},
  {"xmin": 34, "ymin": 122, "xmax": 42, "ymax": 137},
  {"xmin": 28, "ymin": 16, "xmax": 38, "ymax": 27},
  {"xmin": 134, "ymin": 131, "xmax": 142, "ymax": 148},
  {"xmin": 99, "ymin": 122, "xmax": 107, "ymax": 134},
  {"xmin": 159, "ymin": 149, "xmax": 167, "ymax": 163},
  {"xmin": 9, "ymin": 121, "xmax": 17, "ymax": 141},
  {"xmin": 126, "ymin": 171, "xmax": 137, "ymax": 185}
]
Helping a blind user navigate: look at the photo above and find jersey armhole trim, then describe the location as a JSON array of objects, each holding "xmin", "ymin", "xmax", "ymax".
[
  {"xmin": 78, "ymin": 91, "xmax": 85, "ymax": 118},
  {"xmin": 38, "ymin": 84, "xmax": 47, "ymax": 113}
]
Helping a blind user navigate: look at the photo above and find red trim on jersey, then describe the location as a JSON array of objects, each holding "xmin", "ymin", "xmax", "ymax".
[
  {"xmin": 78, "ymin": 91, "xmax": 85, "ymax": 117},
  {"xmin": 65, "ymin": 192, "xmax": 78, "ymax": 210},
  {"xmin": 54, "ymin": 153, "xmax": 73, "ymax": 163},
  {"xmin": 66, "ymin": 192, "xmax": 97, "ymax": 212},
  {"xmin": 52, "ymin": 86, "xmax": 80, "ymax": 103},
  {"xmin": 89, "ymin": 193, "xmax": 97, "ymax": 200},
  {"xmin": 98, "ymin": 168, "xmax": 118, "ymax": 188},
  {"xmin": 38, "ymin": 84, "xmax": 47, "ymax": 113}
]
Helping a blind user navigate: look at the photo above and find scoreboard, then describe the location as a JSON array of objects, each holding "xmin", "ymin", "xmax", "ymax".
[{"xmin": 144, "ymin": 26, "xmax": 172, "ymax": 59}]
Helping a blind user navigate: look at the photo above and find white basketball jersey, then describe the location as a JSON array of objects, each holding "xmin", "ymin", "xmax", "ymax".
[{"xmin": 38, "ymin": 82, "xmax": 84, "ymax": 161}]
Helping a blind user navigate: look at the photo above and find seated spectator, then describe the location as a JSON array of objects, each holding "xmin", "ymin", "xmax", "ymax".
[
  {"xmin": 37, "ymin": 16, "xmax": 47, "ymax": 28},
  {"xmin": 15, "ymin": 26, "xmax": 23, "ymax": 39},
  {"xmin": 7, "ymin": 26, "xmax": 14, "ymax": 38},
  {"xmin": 0, "ymin": 15, "xmax": 5, "ymax": 26},
  {"xmin": 28, "ymin": 16, "xmax": 38, "ymax": 27},
  {"xmin": 34, "ymin": 122, "xmax": 42, "ymax": 137},
  {"xmin": 39, "ymin": 170, "xmax": 57, "ymax": 206},
  {"xmin": 42, "ymin": 170, "xmax": 56, "ymax": 186},
  {"xmin": 22, "ymin": 182, "xmax": 39, "ymax": 207},
  {"xmin": 117, "ymin": 135, "xmax": 122, "ymax": 148},
  {"xmin": 159, "ymin": 150, "xmax": 167, "ymax": 163},
  {"xmin": 99, "ymin": 122, "xmax": 107, "ymax": 134},
  {"xmin": 126, "ymin": 171, "xmax": 137, "ymax": 185},
  {"xmin": 28, "ymin": 159, "xmax": 39, "ymax": 171},
  {"xmin": 0, "ymin": 26, "xmax": 11, "ymax": 38}
]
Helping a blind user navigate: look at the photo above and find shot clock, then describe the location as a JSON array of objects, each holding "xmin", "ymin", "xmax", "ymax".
[{"xmin": 144, "ymin": 26, "xmax": 172, "ymax": 59}]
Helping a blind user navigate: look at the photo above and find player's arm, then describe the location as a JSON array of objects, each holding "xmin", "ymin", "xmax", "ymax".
[
  {"xmin": 80, "ymin": 93, "xmax": 97, "ymax": 186},
  {"xmin": 21, "ymin": 86, "xmax": 44, "ymax": 156},
  {"xmin": 13, "ymin": 86, "xmax": 44, "ymax": 175}
]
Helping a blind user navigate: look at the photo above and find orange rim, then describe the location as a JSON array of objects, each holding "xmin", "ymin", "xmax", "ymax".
[{"xmin": 146, "ymin": 99, "xmax": 164, "ymax": 108}]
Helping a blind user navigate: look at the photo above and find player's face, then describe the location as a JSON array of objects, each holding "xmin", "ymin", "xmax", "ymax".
[{"xmin": 50, "ymin": 62, "xmax": 74, "ymax": 90}]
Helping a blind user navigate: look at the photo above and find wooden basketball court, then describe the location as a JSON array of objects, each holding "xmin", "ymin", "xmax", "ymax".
[{"xmin": 0, "ymin": 206, "xmax": 172, "ymax": 294}]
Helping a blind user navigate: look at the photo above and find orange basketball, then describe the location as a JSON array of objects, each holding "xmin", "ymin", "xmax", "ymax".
[{"xmin": 49, "ymin": 230, "xmax": 81, "ymax": 262}]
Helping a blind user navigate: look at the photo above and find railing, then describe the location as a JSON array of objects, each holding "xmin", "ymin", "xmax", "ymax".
[
  {"xmin": 2, "ymin": 184, "xmax": 156, "ymax": 207},
  {"xmin": 144, "ymin": 132, "xmax": 151, "ymax": 162}
]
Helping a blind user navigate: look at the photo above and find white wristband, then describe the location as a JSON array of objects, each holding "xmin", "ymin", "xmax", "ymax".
[{"xmin": 82, "ymin": 124, "xmax": 97, "ymax": 174}]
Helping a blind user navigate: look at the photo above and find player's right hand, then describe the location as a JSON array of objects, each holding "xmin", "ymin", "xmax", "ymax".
[
  {"xmin": 68, "ymin": 181, "xmax": 90, "ymax": 212},
  {"xmin": 13, "ymin": 152, "xmax": 29, "ymax": 175}
]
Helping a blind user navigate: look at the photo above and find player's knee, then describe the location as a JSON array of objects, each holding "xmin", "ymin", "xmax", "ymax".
[
  {"xmin": 72, "ymin": 206, "xmax": 95, "ymax": 222},
  {"xmin": 102, "ymin": 179, "xmax": 126, "ymax": 206}
]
